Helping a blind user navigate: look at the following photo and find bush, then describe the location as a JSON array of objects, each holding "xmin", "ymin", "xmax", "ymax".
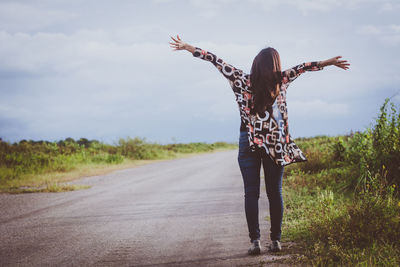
[{"xmin": 118, "ymin": 137, "xmax": 164, "ymax": 159}]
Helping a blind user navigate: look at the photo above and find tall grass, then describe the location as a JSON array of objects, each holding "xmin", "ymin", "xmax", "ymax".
[{"xmin": 282, "ymin": 98, "xmax": 400, "ymax": 266}]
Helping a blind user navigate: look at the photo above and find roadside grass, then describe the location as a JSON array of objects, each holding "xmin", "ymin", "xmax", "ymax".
[
  {"xmin": 279, "ymin": 99, "xmax": 400, "ymax": 266},
  {"xmin": 283, "ymin": 168, "xmax": 400, "ymax": 266},
  {"xmin": 12, "ymin": 183, "xmax": 91, "ymax": 194},
  {"xmin": 0, "ymin": 159, "xmax": 151, "ymax": 193},
  {"xmin": 0, "ymin": 138, "xmax": 236, "ymax": 193}
]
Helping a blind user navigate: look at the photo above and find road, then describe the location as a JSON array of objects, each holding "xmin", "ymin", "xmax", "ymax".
[{"xmin": 0, "ymin": 150, "xmax": 289, "ymax": 266}]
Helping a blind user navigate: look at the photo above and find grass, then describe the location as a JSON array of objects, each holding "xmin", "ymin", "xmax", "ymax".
[
  {"xmin": 276, "ymin": 99, "xmax": 400, "ymax": 266},
  {"xmin": 0, "ymin": 138, "xmax": 236, "ymax": 193},
  {"xmin": 282, "ymin": 171, "xmax": 400, "ymax": 266},
  {"xmin": 1, "ymin": 159, "xmax": 150, "ymax": 193},
  {"xmin": 12, "ymin": 183, "xmax": 91, "ymax": 194}
]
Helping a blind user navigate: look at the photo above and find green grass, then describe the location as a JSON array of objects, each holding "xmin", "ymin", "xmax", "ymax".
[
  {"xmin": 279, "ymin": 99, "xmax": 400, "ymax": 266},
  {"xmin": 0, "ymin": 137, "xmax": 236, "ymax": 193}
]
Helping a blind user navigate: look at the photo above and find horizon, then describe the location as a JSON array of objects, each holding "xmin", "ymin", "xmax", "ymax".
[{"xmin": 0, "ymin": 127, "xmax": 379, "ymax": 145}]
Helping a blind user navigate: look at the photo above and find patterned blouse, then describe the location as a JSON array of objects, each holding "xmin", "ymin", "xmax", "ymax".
[{"xmin": 193, "ymin": 47, "xmax": 323, "ymax": 166}]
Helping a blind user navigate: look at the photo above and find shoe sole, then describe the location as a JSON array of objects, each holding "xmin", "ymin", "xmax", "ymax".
[
  {"xmin": 248, "ymin": 247, "xmax": 261, "ymax": 255},
  {"xmin": 269, "ymin": 248, "xmax": 281, "ymax": 252}
]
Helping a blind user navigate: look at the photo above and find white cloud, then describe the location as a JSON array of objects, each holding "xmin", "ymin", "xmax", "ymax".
[
  {"xmin": 184, "ymin": 0, "xmax": 396, "ymax": 15},
  {"xmin": 0, "ymin": 29, "xmax": 171, "ymax": 81},
  {"xmin": 188, "ymin": 0, "xmax": 237, "ymax": 19},
  {"xmin": 380, "ymin": 2, "xmax": 400, "ymax": 12},
  {"xmin": 357, "ymin": 25, "xmax": 381, "ymax": 35},
  {"xmin": 357, "ymin": 24, "xmax": 400, "ymax": 46},
  {"xmin": 249, "ymin": 0, "xmax": 383, "ymax": 14},
  {"xmin": 389, "ymin": 24, "xmax": 400, "ymax": 33},
  {"xmin": 381, "ymin": 35, "xmax": 400, "ymax": 46},
  {"xmin": 0, "ymin": 2, "xmax": 75, "ymax": 32},
  {"xmin": 0, "ymin": 26, "xmax": 260, "ymax": 142}
]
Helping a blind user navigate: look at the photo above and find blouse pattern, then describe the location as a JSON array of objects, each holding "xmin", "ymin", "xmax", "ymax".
[{"xmin": 193, "ymin": 47, "xmax": 323, "ymax": 166}]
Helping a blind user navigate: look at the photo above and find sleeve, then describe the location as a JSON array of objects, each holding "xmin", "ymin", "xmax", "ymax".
[
  {"xmin": 282, "ymin": 62, "xmax": 323, "ymax": 84},
  {"xmin": 192, "ymin": 47, "xmax": 242, "ymax": 82}
]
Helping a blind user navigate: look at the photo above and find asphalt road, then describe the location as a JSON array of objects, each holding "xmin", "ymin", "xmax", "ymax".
[{"xmin": 0, "ymin": 150, "xmax": 289, "ymax": 266}]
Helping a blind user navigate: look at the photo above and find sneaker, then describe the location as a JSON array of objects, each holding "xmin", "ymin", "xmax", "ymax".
[
  {"xmin": 248, "ymin": 240, "xmax": 261, "ymax": 255},
  {"xmin": 269, "ymin": 240, "xmax": 282, "ymax": 252}
]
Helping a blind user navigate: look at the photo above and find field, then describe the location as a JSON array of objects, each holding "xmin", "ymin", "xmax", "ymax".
[
  {"xmin": 0, "ymin": 138, "xmax": 236, "ymax": 193},
  {"xmin": 281, "ymin": 99, "xmax": 400, "ymax": 266}
]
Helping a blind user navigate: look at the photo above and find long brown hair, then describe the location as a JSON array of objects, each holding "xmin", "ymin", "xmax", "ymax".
[{"xmin": 250, "ymin": 47, "xmax": 282, "ymax": 115}]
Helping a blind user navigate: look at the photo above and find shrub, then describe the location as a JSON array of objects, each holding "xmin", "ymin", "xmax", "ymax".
[{"xmin": 118, "ymin": 137, "xmax": 164, "ymax": 159}]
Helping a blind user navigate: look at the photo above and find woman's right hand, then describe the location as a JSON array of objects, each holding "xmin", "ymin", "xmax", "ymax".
[{"xmin": 169, "ymin": 35, "xmax": 195, "ymax": 53}]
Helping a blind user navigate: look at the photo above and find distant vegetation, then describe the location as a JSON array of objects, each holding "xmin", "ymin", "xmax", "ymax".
[
  {"xmin": 0, "ymin": 137, "xmax": 236, "ymax": 192},
  {"xmin": 283, "ymin": 98, "xmax": 400, "ymax": 266}
]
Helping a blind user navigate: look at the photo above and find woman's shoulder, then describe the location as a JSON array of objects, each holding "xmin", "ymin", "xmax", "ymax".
[{"xmin": 232, "ymin": 72, "xmax": 251, "ymax": 90}]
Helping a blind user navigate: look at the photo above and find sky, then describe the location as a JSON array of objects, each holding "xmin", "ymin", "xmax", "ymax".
[{"xmin": 0, "ymin": 0, "xmax": 399, "ymax": 144}]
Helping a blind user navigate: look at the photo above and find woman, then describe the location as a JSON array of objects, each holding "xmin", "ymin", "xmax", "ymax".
[{"xmin": 169, "ymin": 35, "xmax": 349, "ymax": 254}]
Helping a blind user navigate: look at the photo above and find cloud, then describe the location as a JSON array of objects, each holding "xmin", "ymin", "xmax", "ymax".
[
  {"xmin": 381, "ymin": 35, "xmax": 400, "ymax": 46},
  {"xmin": 188, "ymin": 0, "xmax": 237, "ymax": 19},
  {"xmin": 290, "ymin": 99, "xmax": 349, "ymax": 118},
  {"xmin": 357, "ymin": 25, "xmax": 381, "ymax": 35},
  {"xmin": 180, "ymin": 0, "xmax": 396, "ymax": 15},
  {"xmin": 380, "ymin": 2, "xmax": 400, "ymax": 12},
  {"xmin": 0, "ymin": 29, "xmax": 173, "ymax": 82},
  {"xmin": 249, "ymin": 0, "xmax": 383, "ymax": 14},
  {"xmin": 0, "ymin": 26, "xmax": 261, "ymax": 142},
  {"xmin": 357, "ymin": 24, "xmax": 400, "ymax": 46},
  {"xmin": 393, "ymin": 94, "xmax": 400, "ymax": 105},
  {"xmin": 390, "ymin": 24, "xmax": 400, "ymax": 33},
  {"xmin": 0, "ymin": 2, "xmax": 75, "ymax": 32}
]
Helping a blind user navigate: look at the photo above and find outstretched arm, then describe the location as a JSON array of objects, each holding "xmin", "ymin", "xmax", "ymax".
[
  {"xmin": 283, "ymin": 56, "xmax": 350, "ymax": 83},
  {"xmin": 169, "ymin": 35, "xmax": 242, "ymax": 83}
]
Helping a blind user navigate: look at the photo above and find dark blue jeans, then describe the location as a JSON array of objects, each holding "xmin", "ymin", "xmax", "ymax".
[{"xmin": 238, "ymin": 131, "xmax": 284, "ymax": 242}]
